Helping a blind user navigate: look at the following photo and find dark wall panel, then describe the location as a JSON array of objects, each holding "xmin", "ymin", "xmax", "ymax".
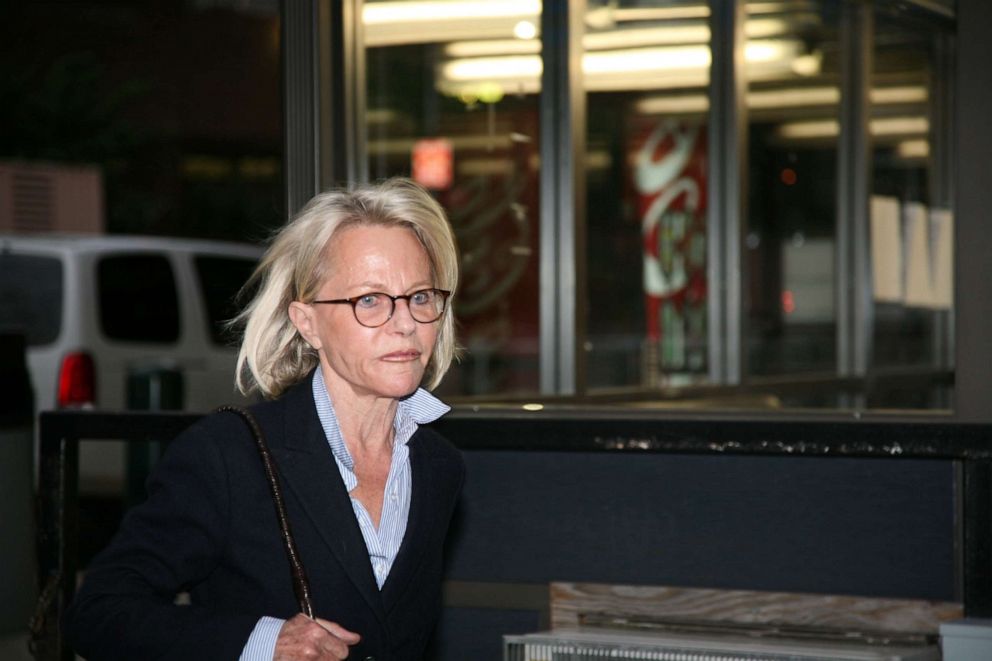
[
  {"xmin": 448, "ymin": 451, "xmax": 957, "ymax": 601},
  {"xmin": 429, "ymin": 607, "xmax": 540, "ymax": 661}
]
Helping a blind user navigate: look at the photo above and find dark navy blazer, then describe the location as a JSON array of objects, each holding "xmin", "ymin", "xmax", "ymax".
[{"xmin": 64, "ymin": 374, "xmax": 465, "ymax": 661}]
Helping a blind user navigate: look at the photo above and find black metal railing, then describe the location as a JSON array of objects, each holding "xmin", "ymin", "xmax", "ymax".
[{"xmin": 32, "ymin": 408, "xmax": 992, "ymax": 660}]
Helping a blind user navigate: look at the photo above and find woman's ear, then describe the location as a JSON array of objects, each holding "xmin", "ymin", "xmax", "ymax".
[{"xmin": 288, "ymin": 301, "xmax": 321, "ymax": 350}]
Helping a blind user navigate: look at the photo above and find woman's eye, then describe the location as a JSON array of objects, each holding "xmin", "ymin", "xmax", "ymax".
[
  {"xmin": 410, "ymin": 290, "xmax": 432, "ymax": 305},
  {"xmin": 357, "ymin": 294, "xmax": 381, "ymax": 308}
]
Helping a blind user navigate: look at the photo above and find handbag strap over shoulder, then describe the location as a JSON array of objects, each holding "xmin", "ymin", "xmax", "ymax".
[{"xmin": 215, "ymin": 405, "xmax": 315, "ymax": 618}]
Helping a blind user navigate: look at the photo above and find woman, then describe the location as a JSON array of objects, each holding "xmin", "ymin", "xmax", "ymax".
[{"xmin": 65, "ymin": 178, "xmax": 465, "ymax": 660}]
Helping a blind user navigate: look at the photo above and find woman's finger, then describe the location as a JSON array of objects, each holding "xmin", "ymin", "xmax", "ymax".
[{"xmin": 314, "ymin": 617, "xmax": 362, "ymax": 644}]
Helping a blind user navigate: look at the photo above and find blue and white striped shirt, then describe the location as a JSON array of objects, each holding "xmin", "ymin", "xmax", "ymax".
[{"xmin": 239, "ymin": 370, "xmax": 450, "ymax": 660}]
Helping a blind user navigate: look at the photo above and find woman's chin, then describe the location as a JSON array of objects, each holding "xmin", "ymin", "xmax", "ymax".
[{"xmin": 371, "ymin": 373, "xmax": 425, "ymax": 398}]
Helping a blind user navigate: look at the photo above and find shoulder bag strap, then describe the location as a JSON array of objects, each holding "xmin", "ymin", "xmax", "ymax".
[{"xmin": 215, "ymin": 405, "xmax": 315, "ymax": 618}]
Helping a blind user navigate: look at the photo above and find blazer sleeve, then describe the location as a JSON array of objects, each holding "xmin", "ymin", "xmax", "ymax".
[{"xmin": 63, "ymin": 417, "xmax": 260, "ymax": 661}]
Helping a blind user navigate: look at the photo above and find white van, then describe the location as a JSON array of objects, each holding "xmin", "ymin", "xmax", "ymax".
[{"xmin": 0, "ymin": 234, "xmax": 263, "ymax": 491}]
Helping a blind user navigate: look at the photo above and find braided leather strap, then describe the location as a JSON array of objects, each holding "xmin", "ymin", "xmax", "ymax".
[{"xmin": 216, "ymin": 405, "xmax": 315, "ymax": 618}]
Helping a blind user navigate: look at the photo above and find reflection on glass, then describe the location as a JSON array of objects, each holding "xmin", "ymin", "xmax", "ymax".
[
  {"xmin": 868, "ymin": 3, "xmax": 954, "ymax": 409},
  {"xmin": 585, "ymin": 1, "xmax": 840, "ymax": 393},
  {"xmin": 360, "ymin": 0, "xmax": 955, "ymax": 409},
  {"xmin": 584, "ymin": 0, "xmax": 712, "ymax": 391},
  {"xmin": 744, "ymin": 1, "xmax": 840, "ymax": 390},
  {"xmin": 363, "ymin": 0, "xmax": 542, "ymax": 397}
]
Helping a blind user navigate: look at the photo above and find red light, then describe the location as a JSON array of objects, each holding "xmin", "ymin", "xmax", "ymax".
[
  {"xmin": 781, "ymin": 290, "xmax": 796, "ymax": 314},
  {"xmin": 780, "ymin": 168, "xmax": 797, "ymax": 186},
  {"xmin": 411, "ymin": 138, "xmax": 454, "ymax": 190},
  {"xmin": 58, "ymin": 352, "xmax": 96, "ymax": 407}
]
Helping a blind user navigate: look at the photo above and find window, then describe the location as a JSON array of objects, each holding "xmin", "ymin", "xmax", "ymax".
[
  {"xmin": 193, "ymin": 255, "xmax": 258, "ymax": 347},
  {"xmin": 97, "ymin": 254, "xmax": 180, "ymax": 343},
  {"xmin": 584, "ymin": 0, "xmax": 713, "ymax": 391},
  {"xmin": 363, "ymin": 0, "xmax": 543, "ymax": 397},
  {"xmin": 321, "ymin": 0, "xmax": 958, "ymax": 411},
  {"xmin": 744, "ymin": 2, "xmax": 841, "ymax": 384},
  {"xmin": 868, "ymin": 4, "xmax": 953, "ymax": 408},
  {"xmin": 0, "ymin": 254, "xmax": 63, "ymax": 346}
]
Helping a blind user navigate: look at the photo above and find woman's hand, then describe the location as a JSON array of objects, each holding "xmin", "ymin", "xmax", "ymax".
[{"xmin": 274, "ymin": 613, "xmax": 361, "ymax": 660}]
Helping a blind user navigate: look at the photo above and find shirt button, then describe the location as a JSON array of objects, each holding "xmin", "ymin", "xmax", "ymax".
[{"xmin": 390, "ymin": 492, "xmax": 398, "ymax": 502}]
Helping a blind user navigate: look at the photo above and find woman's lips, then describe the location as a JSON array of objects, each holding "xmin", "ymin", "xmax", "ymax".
[{"xmin": 381, "ymin": 350, "xmax": 421, "ymax": 361}]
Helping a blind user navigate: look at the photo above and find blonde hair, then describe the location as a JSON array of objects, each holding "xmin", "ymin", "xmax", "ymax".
[{"xmin": 234, "ymin": 178, "xmax": 459, "ymax": 398}]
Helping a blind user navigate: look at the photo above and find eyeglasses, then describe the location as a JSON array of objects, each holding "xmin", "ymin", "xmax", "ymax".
[{"xmin": 311, "ymin": 288, "xmax": 451, "ymax": 328}]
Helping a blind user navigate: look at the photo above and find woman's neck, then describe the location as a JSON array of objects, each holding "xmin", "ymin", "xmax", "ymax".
[{"xmin": 319, "ymin": 365, "xmax": 398, "ymax": 455}]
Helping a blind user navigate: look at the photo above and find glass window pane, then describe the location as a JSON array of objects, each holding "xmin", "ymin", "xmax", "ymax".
[
  {"xmin": 98, "ymin": 254, "xmax": 180, "ymax": 343},
  {"xmin": 744, "ymin": 1, "xmax": 841, "ymax": 389},
  {"xmin": 0, "ymin": 254, "xmax": 63, "ymax": 346},
  {"xmin": 869, "ymin": 2, "xmax": 954, "ymax": 409},
  {"xmin": 584, "ymin": 0, "xmax": 712, "ymax": 392},
  {"xmin": 193, "ymin": 255, "xmax": 258, "ymax": 347},
  {"xmin": 363, "ymin": 0, "xmax": 542, "ymax": 397}
]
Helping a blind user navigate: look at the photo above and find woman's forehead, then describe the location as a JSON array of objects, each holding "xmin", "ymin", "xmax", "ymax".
[{"xmin": 323, "ymin": 224, "xmax": 431, "ymax": 283}]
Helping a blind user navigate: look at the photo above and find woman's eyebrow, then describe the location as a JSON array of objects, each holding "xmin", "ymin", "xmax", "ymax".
[{"xmin": 351, "ymin": 280, "xmax": 433, "ymax": 292}]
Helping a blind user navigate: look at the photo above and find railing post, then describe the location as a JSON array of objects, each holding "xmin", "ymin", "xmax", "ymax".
[
  {"xmin": 963, "ymin": 458, "xmax": 992, "ymax": 616},
  {"xmin": 34, "ymin": 413, "xmax": 78, "ymax": 661}
]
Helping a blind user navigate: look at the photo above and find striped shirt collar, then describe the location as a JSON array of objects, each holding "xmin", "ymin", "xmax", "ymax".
[{"xmin": 311, "ymin": 367, "xmax": 450, "ymax": 471}]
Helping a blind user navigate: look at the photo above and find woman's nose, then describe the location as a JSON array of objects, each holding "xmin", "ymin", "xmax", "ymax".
[{"xmin": 387, "ymin": 298, "xmax": 417, "ymax": 333}]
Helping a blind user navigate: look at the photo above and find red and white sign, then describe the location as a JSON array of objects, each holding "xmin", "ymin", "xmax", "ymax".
[{"xmin": 632, "ymin": 118, "xmax": 708, "ymax": 373}]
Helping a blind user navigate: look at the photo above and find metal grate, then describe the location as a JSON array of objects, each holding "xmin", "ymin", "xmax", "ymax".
[{"xmin": 504, "ymin": 630, "xmax": 939, "ymax": 661}]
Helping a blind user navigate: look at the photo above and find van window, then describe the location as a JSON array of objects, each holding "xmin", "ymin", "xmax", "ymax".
[
  {"xmin": 0, "ymin": 254, "xmax": 63, "ymax": 346},
  {"xmin": 98, "ymin": 254, "xmax": 180, "ymax": 343},
  {"xmin": 193, "ymin": 255, "xmax": 257, "ymax": 346}
]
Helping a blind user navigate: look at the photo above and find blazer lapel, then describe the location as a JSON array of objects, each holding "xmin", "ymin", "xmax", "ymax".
[
  {"xmin": 380, "ymin": 430, "xmax": 443, "ymax": 611},
  {"xmin": 270, "ymin": 378, "xmax": 385, "ymax": 621}
]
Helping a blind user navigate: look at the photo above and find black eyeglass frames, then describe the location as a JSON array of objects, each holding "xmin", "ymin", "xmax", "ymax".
[{"xmin": 311, "ymin": 288, "xmax": 451, "ymax": 328}]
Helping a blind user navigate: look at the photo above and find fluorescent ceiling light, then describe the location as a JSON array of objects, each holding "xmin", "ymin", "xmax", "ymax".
[
  {"xmin": 635, "ymin": 85, "xmax": 928, "ymax": 115},
  {"xmin": 871, "ymin": 86, "xmax": 928, "ymax": 104},
  {"xmin": 447, "ymin": 18, "xmax": 791, "ymax": 57},
  {"xmin": 777, "ymin": 119, "xmax": 839, "ymax": 139},
  {"xmin": 583, "ymin": 45, "xmax": 710, "ymax": 75},
  {"xmin": 442, "ymin": 55, "xmax": 542, "ymax": 82},
  {"xmin": 872, "ymin": 116, "xmax": 930, "ymax": 136},
  {"xmin": 583, "ymin": 24, "xmax": 710, "ymax": 50},
  {"xmin": 746, "ymin": 17, "xmax": 798, "ymax": 39},
  {"xmin": 363, "ymin": 0, "xmax": 540, "ymax": 24},
  {"xmin": 364, "ymin": 0, "xmax": 821, "ymax": 48},
  {"xmin": 444, "ymin": 38, "xmax": 801, "ymax": 80},
  {"xmin": 585, "ymin": 39, "xmax": 800, "ymax": 74},
  {"xmin": 364, "ymin": 0, "xmax": 540, "ymax": 46},
  {"xmin": 745, "ymin": 40, "xmax": 797, "ymax": 64},
  {"xmin": 634, "ymin": 94, "xmax": 710, "ymax": 114},
  {"xmin": 593, "ymin": 6, "xmax": 709, "ymax": 23},
  {"xmin": 445, "ymin": 39, "xmax": 541, "ymax": 57},
  {"xmin": 439, "ymin": 38, "xmax": 815, "ymax": 96},
  {"xmin": 588, "ymin": 2, "xmax": 813, "ymax": 24},
  {"xmin": 897, "ymin": 139, "xmax": 930, "ymax": 158},
  {"xmin": 634, "ymin": 87, "xmax": 838, "ymax": 115},
  {"xmin": 777, "ymin": 116, "xmax": 930, "ymax": 139},
  {"xmin": 752, "ymin": 86, "xmax": 839, "ymax": 107}
]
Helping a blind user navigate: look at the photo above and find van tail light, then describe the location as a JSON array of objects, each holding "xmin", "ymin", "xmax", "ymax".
[{"xmin": 58, "ymin": 352, "xmax": 96, "ymax": 407}]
